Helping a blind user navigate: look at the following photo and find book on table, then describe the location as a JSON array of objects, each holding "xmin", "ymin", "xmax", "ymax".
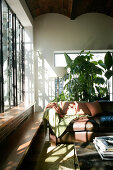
[{"xmin": 93, "ymin": 136, "xmax": 113, "ymax": 160}]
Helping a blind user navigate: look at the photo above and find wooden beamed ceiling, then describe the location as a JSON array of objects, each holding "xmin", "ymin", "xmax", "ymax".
[
  {"xmin": 25, "ymin": 0, "xmax": 113, "ymax": 19},
  {"xmin": 71, "ymin": 0, "xmax": 113, "ymax": 19},
  {"xmin": 25, "ymin": 0, "xmax": 73, "ymax": 18}
]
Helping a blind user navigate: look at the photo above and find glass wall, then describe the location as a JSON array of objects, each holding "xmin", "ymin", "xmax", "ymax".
[{"xmin": 0, "ymin": 0, "xmax": 24, "ymax": 112}]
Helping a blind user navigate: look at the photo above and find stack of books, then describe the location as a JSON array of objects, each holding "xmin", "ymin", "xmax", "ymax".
[{"xmin": 93, "ymin": 136, "xmax": 113, "ymax": 160}]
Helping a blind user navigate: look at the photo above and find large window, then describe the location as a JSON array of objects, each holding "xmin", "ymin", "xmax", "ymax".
[
  {"xmin": 16, "ymin": 19, "xmax": 24, "ymax": 105},
  {"xmin": 0, "ymin": 0, "xmax": 24, "ymax": 112},
  {"xmin": 54, "ymin": 51, "xmax": 111, "ymax": 67},
  {"xmin": 54, "ymin": 50, "xmax": 113, "ymax": 100}
]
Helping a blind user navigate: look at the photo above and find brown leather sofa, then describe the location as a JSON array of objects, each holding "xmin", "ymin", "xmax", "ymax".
[{"xmin": 49, "ymin": 101, "xmax": 113, "ymax": 145}]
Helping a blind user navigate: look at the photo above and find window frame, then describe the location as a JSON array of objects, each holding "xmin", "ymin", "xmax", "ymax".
[
  {"xmin": 0, "ymin": 0, "xmax": 25, "ymax": 112},
  {"xmin": 0, "ymin": 0, "xmax": 4, "ymax": 112}
]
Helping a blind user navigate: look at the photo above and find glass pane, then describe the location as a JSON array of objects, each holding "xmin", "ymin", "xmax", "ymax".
[
  {"xmin": 2, "ymin": 0, "xmax": 9, "ymax": 110},
  {"xmin": 16, "ymin": 20, "xmax": 23, "ymax": 104},
  {"xmin": 54, "ymin": 53, "xmax": 78, "ymax": 67},
  {"xmin": 2, "ymin": 1, "xmax": 13, "ymax": 111},
  {"xmin": 1, "ymin": 0, "xmax": 24, "ymax": 112},
  {"xmin": 9, "ymin": 10, "xmax": 13, "ymax": 106}
]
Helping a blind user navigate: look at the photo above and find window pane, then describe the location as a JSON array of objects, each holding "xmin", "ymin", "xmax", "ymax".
[
  {"xmin": 9, "ymin": 10, "xmax": 13, "ymax": 106},
  {"xmin": 1, "ymin": 0, "xmax": 24, "ymax": 112},
  {"xmin": 2, "ymin": 0, "xmax": 9, "ymax": 110},
  {"xmin": 16, "ymin": 19, "xmax": 23, "ymax": 104},
  {"xmin": 54, "ymin": 53, "xmax": 78, "ymax": 67},
  {"xmin": 2, "ymin": 1, "xmax": 13, "ymax": 111}
]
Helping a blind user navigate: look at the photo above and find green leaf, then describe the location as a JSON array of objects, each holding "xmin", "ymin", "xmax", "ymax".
[
  {"xmin": 94, "ymin": 77, "xmax": 105, "ymax": 85},
  {"xmin": 91, "ymin": 61, "xmax": 98, "ymax": 65},
  {"xmin": 105, "ymin": 70, "xmax": 113, "ymax": 80},
  {"xmin": 98, "ymin": 60, "xmax": 106, "ymax": 70},
  {"xmin": 104, "ymin": 51, "xmax": 113, "ymax": 70},
  {"xmin": 80, "ymin": 50, "xmax": 84, "ymax": 55},
  {"xmin": 64, "ymin": 53, "xmax": 72, "ymax": 67},
  {"xmin": 88, "ymin": 62, "xmax": 103, "ymax": 75},
  {"xmin": 95, "ymin": 86, "xmax": 108, "ymax": 97}
]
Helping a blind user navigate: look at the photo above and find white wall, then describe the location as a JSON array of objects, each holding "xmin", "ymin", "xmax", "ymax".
[{"xmin": 34, "ymin": 13, "xmax": 113, "ymax": 111}]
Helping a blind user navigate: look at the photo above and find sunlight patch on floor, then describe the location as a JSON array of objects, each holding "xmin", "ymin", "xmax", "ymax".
[{"xmin": 39, "ymin": 143, "xmax": 78, "ymax": 170}]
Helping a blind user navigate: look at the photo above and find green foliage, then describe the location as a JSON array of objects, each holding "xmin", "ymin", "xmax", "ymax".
[
  {"xmin": 64, "ymin": 53, "xmax": 72, "ymax": 68},
  {"xmin": 98, "ymin": 51, "xmax": 113, "ymax": 80},
  {"xmin": 104, "ymin": 51, "xmax": 113, "ymax": 70},
  {"xmin": 63, "ymin": 50, "xmax": 109, "ymax": 102},
  {"xmin": 52, "ymin": 51, "xmax": 112, "ymax": 102},
  {"xmin": 52, "ymin": 92, "xmax": 66, "ymax": 102},
  {"xmin": 105, "ymin": 70, "xmax": 113, "ymax": 80}
]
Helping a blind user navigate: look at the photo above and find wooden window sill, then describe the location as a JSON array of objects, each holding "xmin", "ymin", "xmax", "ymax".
[
  {"xmin": 0, "ymin": 102, "xmax": 34, "ymax": 142},
  {"xmin": 0, "ymin": 102, "xmax": 44, "ymax": 170}
]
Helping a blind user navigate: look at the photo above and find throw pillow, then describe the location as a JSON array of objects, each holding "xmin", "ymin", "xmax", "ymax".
[
  {"xmin": 60, "ymin": 101, "xmax": 76, "ymax": 115},
  {"xmin": 86, "ymin": 101, "xmax": 103, "ymax": 116},
  {"xmin": 45, "ymin": 102, "xmax": 64, "ymax": 118},
  {"xmin": 75, "ymin": 101, "xmax": 91, "ymax": 115}
]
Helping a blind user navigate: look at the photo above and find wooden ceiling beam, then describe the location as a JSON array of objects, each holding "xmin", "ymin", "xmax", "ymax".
[
  {"xmin": 67, "ymin": 0, "xmax": 73, "ymax": 18},
  {"xmin": 71, "ymin": 0, "xmax": 79, "ymax": 20}
]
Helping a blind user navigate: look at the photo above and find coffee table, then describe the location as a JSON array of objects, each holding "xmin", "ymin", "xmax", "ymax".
[{"xmin": 74, "ymin": 142, "xmax": 113, "ymax": 170}]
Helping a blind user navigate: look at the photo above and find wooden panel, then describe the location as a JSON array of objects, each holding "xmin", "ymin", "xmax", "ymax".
[
  {"xmin": 71, "ymin": 0, "xmax": 113, "ymax": 19},
  {"xmin": 25, "ymin": 0, "xmax": 113, "ymax": 19},
  {"xmin": 25, "ymin": 0, "xmax": 73, "ymax": 18}
]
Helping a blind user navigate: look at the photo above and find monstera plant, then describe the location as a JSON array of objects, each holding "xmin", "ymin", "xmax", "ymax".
[{"xmin": 63, "ymin": 51, "xmax": 108, "ymax": 102}]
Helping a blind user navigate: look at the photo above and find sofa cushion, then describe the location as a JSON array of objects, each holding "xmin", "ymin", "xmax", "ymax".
[
  {"xmin": 86, "ymin": 101, "xmax": 103, "ymax": 116},
  {"xmin": 75, "ymin": 101, "xmax": 91, "ymax": 115},
  {"xmin": 93, "ymin": 113, "xmax": 113, "ymax": 132},
  {"xmin": 99, "ymin": 101, "xmax": 113, "ymax": 113},
  {"xmin": 72, "ymin": 118, "xmax": 99, "ymax": 131}
]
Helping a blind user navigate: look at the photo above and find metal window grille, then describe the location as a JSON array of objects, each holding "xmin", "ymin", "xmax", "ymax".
[{"xmin": 0, "ymin": 0, "xmax": 25, "ymax": 112}]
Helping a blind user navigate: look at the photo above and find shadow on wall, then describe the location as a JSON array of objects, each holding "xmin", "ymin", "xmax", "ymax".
[
  {"xmin": 25, "ymin": 42, "xmax": 34, "ymax": 103},
  {"xmin": 35, "ymin": 51, "xmax": 56, "ymax": 112}
]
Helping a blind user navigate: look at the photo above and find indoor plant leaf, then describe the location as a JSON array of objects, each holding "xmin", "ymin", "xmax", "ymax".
[
  {"xmin": 98, "ymin": 60, "xmax": 106, "ymax": 70},
  {"xmin": 94, "ymin": 77, "xmax": 105, "ymax": 85},
  {"xmin": 104, "ymin": 51, "xmax": 112, "ymax": 70},
  {"xmin": 91, "ymin": 61, "xmax": 98, "ymax": 65},
  {"xmin": 105, "ymin": 70, "xmax": 113, "ymax": 80},
  {"xmin": 64, "ymin": 53, "xmax": 72, "ymax": 67}
]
